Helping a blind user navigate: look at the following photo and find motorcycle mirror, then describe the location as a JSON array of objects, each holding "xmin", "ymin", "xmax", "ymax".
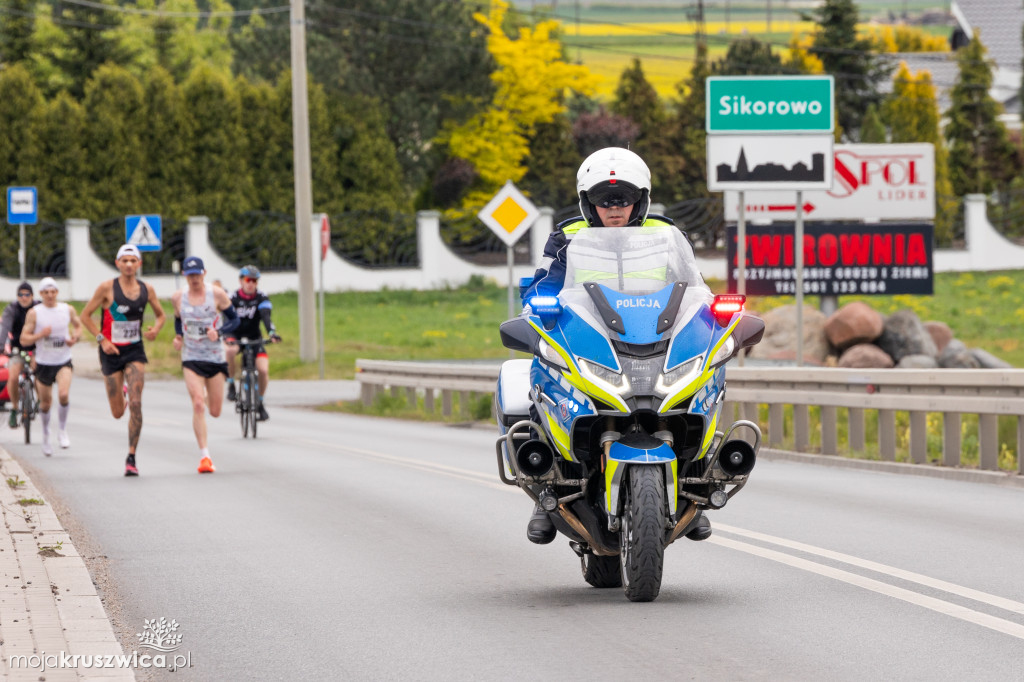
[
  {"xmin": 499, "ymin": 318, "xmax": 541, "ymax": 353},
  {"xmin": 732, "ymin": 315, "xmax": 766, "ymax": 350}
]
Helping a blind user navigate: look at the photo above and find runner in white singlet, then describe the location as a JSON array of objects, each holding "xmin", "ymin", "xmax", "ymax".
[
  {"xmin": 171, "ymin": 256, "xmax": 240, "ymax": 474},
  {"xmin": 19, "ymin": 278, "xmax": 83, "ymax": 456}
]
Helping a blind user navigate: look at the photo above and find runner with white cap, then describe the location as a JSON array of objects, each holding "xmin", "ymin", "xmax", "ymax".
[
  {"xmin": 19, "ymin": 277, "xmax": 83, "ymax": 456},
  {"xmin": 81, "ymin": 244, "xmax": 167, "ymax": 475}
]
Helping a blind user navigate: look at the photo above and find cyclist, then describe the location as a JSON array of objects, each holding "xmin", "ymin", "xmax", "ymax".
[
  {"xmin": 171, "ymin": 256, "xmax": 240, "ymax": 474},
  {"xmin": 19, "ymin": 277, "xmax": 82, "ymax": 456},
  {"xmin": 224, "ymin": 265, "xmax": 281, "ymax": 422},
  {"xmin": 81, "ymin": 244, "xmax": 167, "ymax": 476},
  {"xmin": 0, "ymin": 282, "xmax": 39, "ymax": 428}
]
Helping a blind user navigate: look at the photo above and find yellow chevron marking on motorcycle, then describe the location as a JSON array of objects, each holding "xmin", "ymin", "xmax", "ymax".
[
  {"xmin": 544, "ymin": 411, "xmax": 572, "ymax": 460},
  {"xmin": 528, "ymin": 319, "xmax": 629, "ymax": 414},
  {"xmin": 700, "ymin": 409, "xmax": 719, "ymax": 459},
  {"xmin": 605, "ymin": 459, "xmax": 620, "ymax": 510},
  {"xmin": 668, "ymin": 458, "xmax": 678, "ymax": 515},
  {"xmin": 659, "ymin": 317, "xmax": 740, "ymax": 414}
]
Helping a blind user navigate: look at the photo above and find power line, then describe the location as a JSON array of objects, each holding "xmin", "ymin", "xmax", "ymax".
[{"xmin": 57, "ymin": 0, "xmax": 289, "ymax": 19}]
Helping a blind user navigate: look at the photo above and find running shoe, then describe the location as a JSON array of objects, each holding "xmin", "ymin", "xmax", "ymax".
[
  {"xmin": 197, "ymin": 456, "xmax": 215, "ymax": 474},
  {"xmin": 8, "ymin": 410, "xmax": 17, "ymax": 428},
  {"xmin": 226, "ymin": 381, "xmax": 236, "ymax": 402},
  {"xmin": 124, "ymin": 455, "xmax": 139, "ymax": 477},
  {"xmin": 41, "ymin": 441, "xmax": 53, "ymax": 457},
  {"xmin": 256, "ymin": 403, "xmax": 269, "ymax": 422},
  {"xmin": 58, "ymin": 430, "xmax": 70, "ymax": 448}
]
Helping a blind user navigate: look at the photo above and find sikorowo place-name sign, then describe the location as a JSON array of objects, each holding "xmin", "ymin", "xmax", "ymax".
[{"xmin": 706, "ymin": 76, "xmax": 834, "ymax": 134}]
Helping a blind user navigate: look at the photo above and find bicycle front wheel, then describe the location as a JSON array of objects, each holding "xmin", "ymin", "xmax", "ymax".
[
  {"xmin": 247, "ymin": 379, "xmax": 259, "ymax": 439},
  {"xmin": 21, "ymin": 383, "xmax": 33, "ymax": 444},
  {"xmin": 239, "ymin": 374, "xmax": 251, "ymax": 438}
]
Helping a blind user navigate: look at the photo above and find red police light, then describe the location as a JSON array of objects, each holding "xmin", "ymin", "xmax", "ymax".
[{"xmin": 711, "ymin": 294, "xmax": 745, "ymax": 326}]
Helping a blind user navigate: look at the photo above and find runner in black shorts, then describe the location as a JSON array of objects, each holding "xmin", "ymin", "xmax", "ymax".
[{"xmin": 80, "ymin": 244, "xmax": 167, "ymax": 476}]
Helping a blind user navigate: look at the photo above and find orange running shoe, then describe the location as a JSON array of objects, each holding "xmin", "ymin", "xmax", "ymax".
[{"xmin": 197, "ymin": 456, "xmax": 215, "ymax": 474}]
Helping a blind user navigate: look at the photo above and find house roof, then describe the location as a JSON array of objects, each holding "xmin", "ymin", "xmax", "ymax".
[
  {"xmin": 951, "ymin": 0, "xmax": 1024, "ymax": 75},
  {"xmin": 879, "ymin": 52, "xmax": 961, "ymax": 113}
]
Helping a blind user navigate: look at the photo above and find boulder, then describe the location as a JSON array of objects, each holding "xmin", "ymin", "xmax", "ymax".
[
  {"xmin": 896, "ymin": 354, "xmax": 939, "ymax": 369},
  {"xmin": 876, "ymin": 309, "xmax": 938, "ymax": 363},
  {"xmin": 824, "ymin": 302, "xmax": 884, "ymax": 350},
  {"xmin": 923, "ymin": 321, "xmax": 954, "ymax": 354},
  {"xmin": 838, "ymin": 343, "xmax": 895, "ymax": 368},
  {"xmin": 969, "ymin": 348, "xmax": 1012, "ymax": 369},
  {"xmin": 748, "ymin": 304, "xmax": 830, "ymax": 363},
  {"xmin": 938, "ymin": 339, "xmax": 981, "ymax": 369}
]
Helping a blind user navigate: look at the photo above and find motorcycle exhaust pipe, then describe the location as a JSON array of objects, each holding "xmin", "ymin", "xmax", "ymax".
[
  {"xmin": 516, "ymin": 440, "xmax": 555, "ymax": 477},
  {"xmin": 717, "ymin": 439, "xmax": 756, "ymax": 477}
]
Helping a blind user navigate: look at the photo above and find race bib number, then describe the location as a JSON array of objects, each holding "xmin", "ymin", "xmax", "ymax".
[
  {"xmin": 111, "ymin": 320, "xmax": 141, "ymax": 344},
  {"xmin": 42, "ymin": 337, "xmax": 66, "ymax": 350},
  {"xmin": 184, "ymin": 320, "xmax": 209, "ymax": 341}
]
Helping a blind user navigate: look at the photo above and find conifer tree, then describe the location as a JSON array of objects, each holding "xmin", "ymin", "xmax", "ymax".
[
  {"xmin": 82, "ymin": 65, "xmax": 148, "ymax": 219},
  {"xmin": 611, "ymin": 58, "xmax": 678, "ymax": 201},
  {"xmin": 665, "ymin": 41, "xmax": 711, "ymax": 201},
  {"xmin": 0, "ymin": 0, "xmax": 35, "ymax": 65},
  {"xmin": 945, "ymin": 33, "xmax": 1018, "ymax": 196},
  {"xmin": 37, "ymin": 92, "xmax": 88, "ymax": 220},
  {"xmin": 142, "ymin": 67, "xmax": 193, "ymax": 219},
  {"xmin": 0, "ymin": 64, "xmax": 44, "ymax": 193},
  {"xmin": 806, "ymin": 0, "xmax": 891, "ymax": 141},
  {"xmin": 859, "ymin": 104, "xmax": 887, "ymax": 143}
]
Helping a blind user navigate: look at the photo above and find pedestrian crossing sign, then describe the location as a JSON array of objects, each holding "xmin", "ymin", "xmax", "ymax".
[{"xmin": 125, "ymin": 215, "xmax": 162, "ymax": 252}]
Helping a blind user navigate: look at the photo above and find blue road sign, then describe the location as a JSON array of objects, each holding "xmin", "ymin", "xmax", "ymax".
[
  {"xmin": 125, "ymin": 214, "xmax": 162, "ymax": 252},
  {"xmin": 7, "ymin": 187, "xmax": 38, "ymax": 225}
]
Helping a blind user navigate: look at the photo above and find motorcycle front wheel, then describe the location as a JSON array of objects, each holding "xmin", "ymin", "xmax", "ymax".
[{"xmin": 620, "ymin": 466, "xmax": 666, "ymax": 602}]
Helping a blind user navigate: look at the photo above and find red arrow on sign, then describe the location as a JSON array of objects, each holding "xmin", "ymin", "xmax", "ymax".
[{"xmin": 746, "ymin": 203, "xmax": 816, "ymax": 214}]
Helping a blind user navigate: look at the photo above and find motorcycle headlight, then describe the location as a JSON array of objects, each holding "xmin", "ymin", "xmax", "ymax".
[
  {"xmin": 538, "ymin": 339, "xmax": 568, "ymax": 369},
  {"xmin": 709, "ymin": 336, "xmax": 736, "ymax": 368},
  {"xmin": 579, "ymin": 358, "xmax": 629, "ymax": 394},
  {"xmin": 656, "ymin": 356, "xmax": 702, "ymax": 395}
]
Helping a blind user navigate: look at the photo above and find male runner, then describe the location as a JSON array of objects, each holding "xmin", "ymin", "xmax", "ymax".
[
  {"xmin": 81, "ymin": 244, "xmax": 167, "ymax": 476},
  {"xmin": 20, "ymin": 277, "xmax": 82, "ymax": 456},
  {"xmin": 0, "ymin": 282, "xmax": 38, "ymax": 428},
  {"xmin": 171, "ymin": 256, "xmax": 240, "ymax": 474}
]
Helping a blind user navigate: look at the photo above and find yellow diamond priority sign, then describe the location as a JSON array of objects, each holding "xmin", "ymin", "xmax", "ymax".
[{"xmin": 478, "ymin": 181, "xmax": 540, "ymax": 247}]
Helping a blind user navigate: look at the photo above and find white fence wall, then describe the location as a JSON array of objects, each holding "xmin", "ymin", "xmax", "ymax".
[{"xmin": 4, "ymin": 193, "xmax": 1021, "ymax": 298}]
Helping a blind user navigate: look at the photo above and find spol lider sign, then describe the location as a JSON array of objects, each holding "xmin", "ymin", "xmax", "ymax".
[
  {"xmin": 706, "ymin": 76, "xmax": 834, "ymax": 133},
  {"xmin": 726, "ymin": 222, "xmax": 933, "ymax": 296}
]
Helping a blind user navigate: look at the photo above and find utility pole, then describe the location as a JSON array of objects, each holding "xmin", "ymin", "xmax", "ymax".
[{"xmin": 290, "ymin": 0, "xmax": 316, "ymax": 362}]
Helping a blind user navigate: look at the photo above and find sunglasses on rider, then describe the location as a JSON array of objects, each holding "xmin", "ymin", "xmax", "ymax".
[
  {"xmin": 242, "ymin": 277, "xmax": 259, "ymax": 283},
  {"xmin": 587, "ymin": 182, "xmax": 643, "ymax": 209},
  {"xmin": 17, "ymin": 292, "xmax": 32, "ymax": 298}
]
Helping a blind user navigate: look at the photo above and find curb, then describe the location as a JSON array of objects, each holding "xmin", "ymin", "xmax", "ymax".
[
  {"xmin": 760, "ymin": 447, "xmax": 1024, "ymax": 489},
  {"xmin": 0, "ymin": 447, "xmax": 133, "ymax": 681}
]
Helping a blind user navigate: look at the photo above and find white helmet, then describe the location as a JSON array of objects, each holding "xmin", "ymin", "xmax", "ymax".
[{"xmin": 576, "ymin": 147, "xmax": 652, "ymax": 227}]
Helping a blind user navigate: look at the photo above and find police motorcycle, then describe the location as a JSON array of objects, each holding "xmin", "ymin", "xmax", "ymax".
[{"xmin": 494, "ymin": 225, "xmax": 764, "ymax": 602}]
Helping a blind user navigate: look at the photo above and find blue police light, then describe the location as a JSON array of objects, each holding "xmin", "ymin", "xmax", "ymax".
[{"xmin": 529, "ymin": 296, "xmax": 562, "ymax": 329}]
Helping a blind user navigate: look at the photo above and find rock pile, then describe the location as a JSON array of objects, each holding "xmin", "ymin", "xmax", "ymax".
[{"xmin": 748, "ymin": 303, "xmax": 1012, "ymax": 369}]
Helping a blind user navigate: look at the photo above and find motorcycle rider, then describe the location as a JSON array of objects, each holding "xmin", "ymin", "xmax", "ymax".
[{"xmin": 521, "ymin": 147, "xmax": 712, "ymax": 545}]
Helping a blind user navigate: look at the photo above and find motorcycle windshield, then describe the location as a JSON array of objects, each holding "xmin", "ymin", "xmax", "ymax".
[{"xmin": 560, "ymin": 225, "xmax": 713, "ymax": 348}]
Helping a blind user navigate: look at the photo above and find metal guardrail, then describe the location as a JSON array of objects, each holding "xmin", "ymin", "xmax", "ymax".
[{"xmin": 354, "ymin": 359, "xmax": 1024, "ymax": 476}]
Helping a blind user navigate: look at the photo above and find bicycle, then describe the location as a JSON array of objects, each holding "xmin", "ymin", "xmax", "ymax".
[
  {"xmin": 14, "ymin": 351, "xmax": 37, "ymax": 444},
  {"xmin": 234, "ymin": 338, "xmax": 268, "ymax": 439}
]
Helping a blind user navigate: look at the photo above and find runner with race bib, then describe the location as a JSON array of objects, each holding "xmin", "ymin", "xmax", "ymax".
[{"xmin": 80, "ymin": 244, "xmax": 167, "ymax": 476}]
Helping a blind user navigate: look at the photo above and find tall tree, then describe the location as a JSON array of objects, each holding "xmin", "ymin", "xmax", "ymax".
[
  {"xmin": 0, "ymin": 64, "xmax": 45, "ymax": 193},
  {"xmin": 142, "ymin": 66, "xmax": 193, "ymax": 219},
  {"xmin": 711, "ymin": 37, "xmax": 784, "ymax": 75},
  {"xmin": 37, "ymin": 92, "xmax": 88, "ymax": 220},
  {"xmin": 82, "ymin": 64, "xmax": 148, "ymax": 219},
  {"xmin": 182, "ymin": 63, "xmax": 253, "ymax": 218},
  {"xmin": 859, "ymin": 104, "xmax": 886, "ymax": 142},
  {"xmin": 239, "ymin": 75, "xmax": 291, "ymax": 213},
  {"xmin": 805, "ymin": 0, "xmax": 891, "ymax": 141},
  {"xmin": 443, "ymin": 0, "xmax": 597, "ymax": 206},
  {"xmin": 610, "ymin": 58, "xmax": 679, "ymax": 201},
  {"xmin": 0, "ymin": 0, "xmax": 35, "ymax": 64},
  {"xmin": 945, "ymin": 34, "xmax": 1018, "ymax": 196},
  {"xmin": 51, "ymin": 1, "xmax": 132, "ymax": 99},
  {"xmin": 519, "ymin": 113, "xmax": 578, "ymax": 210},
  {"xmin": 664, "ymin": 41, "xmax": 711, "ymax": 202}
]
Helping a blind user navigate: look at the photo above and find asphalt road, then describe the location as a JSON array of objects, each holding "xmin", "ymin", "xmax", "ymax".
[{"xmin": 6, "ymin": 378, "xmax": 1024, "ymax": 681}]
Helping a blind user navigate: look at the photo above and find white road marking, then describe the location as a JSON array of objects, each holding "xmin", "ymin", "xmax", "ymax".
[
  {"xmin": 299, "ymin": 435, "xmax": 1024, "ymax": 639},
  {"xmin": 715, "ymin": 523, "xmax": 1024, "ymax": 617},
  {"xmin": 709, "ymin": 536, "xmax": 1024, "ymax": 642}
]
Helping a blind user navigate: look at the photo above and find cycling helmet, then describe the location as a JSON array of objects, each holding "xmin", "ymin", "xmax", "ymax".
[
  {"xmin": 576, "ymin": 147, "xmax": 652, "ymax": 227},
  {"xmin": 239, "ymin": 264, "xmax": 261, "ymax": 280}
]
